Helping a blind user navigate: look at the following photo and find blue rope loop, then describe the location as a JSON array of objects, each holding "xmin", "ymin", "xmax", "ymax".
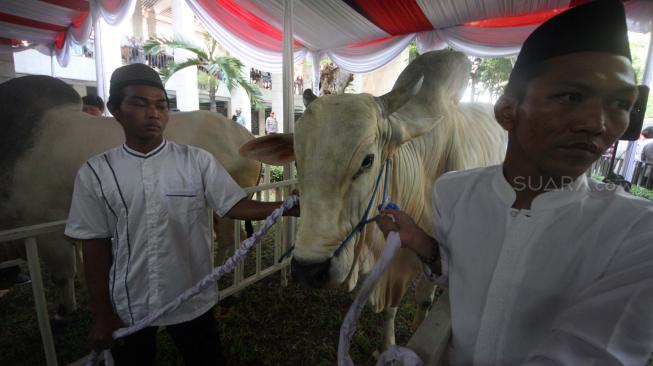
[
  {"xmin": 278, "ymin": 244, "xmax": 295, "ymax": 263},
  {"xmin": 278, "ymin": 158, "xmax": 399, "ymax": 262},
  {"xmin": 333, "ymin": 159, "xmax": 396, "ymax": 257}
]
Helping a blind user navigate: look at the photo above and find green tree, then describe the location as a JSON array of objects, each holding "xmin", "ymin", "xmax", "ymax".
[
  {"xmin": 144, "ymin": 33, "xmax": 263, "ymax": 111},
  {"xmin": 475, "ymin": 57, "xmax": 513, "ymax": 102}
]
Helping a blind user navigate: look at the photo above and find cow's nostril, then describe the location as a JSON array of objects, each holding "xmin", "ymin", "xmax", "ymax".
[{"xmin": 291, "ymin": 257, "xmax": 331, "ymax": 288}]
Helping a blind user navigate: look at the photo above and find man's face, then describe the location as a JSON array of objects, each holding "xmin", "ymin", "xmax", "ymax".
[
  {"xmin": 82, "ymin": 105, "xmax": 103, "ymax": 117},
  {"xmin": 500, "ymin": 52, "xmax": 637, "ymax": 180},
  {"xmin": 110, "ymin": 85, "xmax": 169, "ymax": 142}
]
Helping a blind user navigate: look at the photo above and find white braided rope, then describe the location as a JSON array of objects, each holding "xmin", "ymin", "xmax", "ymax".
[
  {"xmin": 85, "ymin": 195, "xmax": 299, "ymax": 366},
  {"xmin": 337, "ymin": 231, "xmax": 423, "ymax": 366}
]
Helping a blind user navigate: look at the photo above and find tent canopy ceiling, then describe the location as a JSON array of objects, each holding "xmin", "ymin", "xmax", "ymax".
[{"xmin": 0, "ymin": 0, "xmax": 651, "ymax": 72}]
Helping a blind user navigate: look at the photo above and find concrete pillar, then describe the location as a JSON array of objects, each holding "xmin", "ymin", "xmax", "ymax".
[
  {"xmin": 271, "ymin": 72, "xmax": 284, "ymax": 132},
  {"xmin": 231, "ymin": 63, "xmax": 252, "ymax": 131},
  {"xmin": 145, "ymin": 8, "xmax": 157, "ymax": 38},
  {"xmin": 132, "ymin": 0, "xmax": 144, "ymax": 42},
  {"xmin": 169, "ymin": 0, "xmax": 199, "ymax": 111},
  {"xmin": 0, "ymin": 52, "xmax": 15, "ymax": 83}
]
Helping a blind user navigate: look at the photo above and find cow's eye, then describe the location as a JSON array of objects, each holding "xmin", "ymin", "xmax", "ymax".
[
  {"xmin": 361, "ymin": 154, "xmax": 374, "ymax": 169},
  {"xmin": 353, "ymin": 154, "xmax": 374, "ymax": 180}
]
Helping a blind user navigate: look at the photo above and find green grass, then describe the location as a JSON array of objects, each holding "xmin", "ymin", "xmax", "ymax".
[
  {"xmin": 592, "ymin": 174, "xmax": 653, "ymax": 201},
  {"xmin": 0, "ymin": 226, "xmax": 420, "ymax": 366}
]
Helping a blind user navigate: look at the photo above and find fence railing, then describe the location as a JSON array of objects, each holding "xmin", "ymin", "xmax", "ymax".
[
  {"xmin": 592, "ymin": 155, "xmax": 625, "ymax": 178},
  {"xmin": 632, "ymin": 161, "xmax": 653, "ymax": 189},
  {"xmin": 592, "ymin": 155, "xmax": 653, "ymax": 189},
  {"xmin": 0, "ymin": 179, "xmax": 297, "ymax": 366}
]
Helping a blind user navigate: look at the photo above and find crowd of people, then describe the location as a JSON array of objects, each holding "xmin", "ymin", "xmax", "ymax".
[{"xmin": 250, "ymin": 68, "xmax": 272, "ymax": 89}]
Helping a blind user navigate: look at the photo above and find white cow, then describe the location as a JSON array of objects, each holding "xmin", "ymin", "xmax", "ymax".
[
  {"xmin": 0, "ymin": 75, "xmax": 261, "ymax": 318},
  {"xmin": 241, "ymin": 50, "xmax": 506, "ymax": 349}
]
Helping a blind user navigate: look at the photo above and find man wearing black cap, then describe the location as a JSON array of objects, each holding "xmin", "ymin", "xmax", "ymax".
[
  {"xmin": 376, "ymin": 1, "xmax": 653, "ymax": 364},
  {"xmin": 82, "ymin": 95, "xmax": 105, "ymax": 117},
  {"xmin": 65, "ymin": 63, "xmax": 298, "ymax": 365}
]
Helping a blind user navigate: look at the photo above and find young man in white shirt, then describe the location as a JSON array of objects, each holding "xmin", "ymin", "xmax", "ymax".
[
  {"xmin": 377, "ymin": 1, "xmax": 653, "ymax": 365},
  {"xmin": 65, "ymin": 63, "xmax": 298, "ymax": 365}
]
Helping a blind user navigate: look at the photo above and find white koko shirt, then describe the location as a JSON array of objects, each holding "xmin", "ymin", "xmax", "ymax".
[
  {"xmin": 65, "ymin": 140, "xmax": 246, "ymax": 326},
  {"xmin": 432, "ymin": 165, "xmax": 653, "ymax": 366}
]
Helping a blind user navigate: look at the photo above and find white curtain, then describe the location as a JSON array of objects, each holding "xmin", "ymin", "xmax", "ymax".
[
  {"xmin": 328, "ymin": 35, "xmax": 415, "ymax": 74},
  {"xmin": 416, "ymin": 25, "xmax": 537, "ymax": 57},
  {"xmin": 183, "ymin": 0, "xmax": 653, "ymax": 77},
  {"xmin": 626, "ymin": 0, "xmax": 653, "ymax": 34},
  {"xmin": 0, "ymin": 0, "xmax": 134, "ymax": 67}
]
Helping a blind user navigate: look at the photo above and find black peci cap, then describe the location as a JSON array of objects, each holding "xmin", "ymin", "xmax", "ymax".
[
  {"xmin": 109, "ymin": 63, "xmax": 167, "ymax": 97},
  {"xmin": 509, "ymin": 0, "xmax": 631, "ymax": 86}
]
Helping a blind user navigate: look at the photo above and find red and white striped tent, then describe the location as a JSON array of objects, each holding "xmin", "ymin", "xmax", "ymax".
[
  {"xmin": 0, "ymin": 0, "xmax": 135, "ymax": 67},
  {"xmin": 2, "ymin": 1, "xmax": 651, "ymax": 72}
]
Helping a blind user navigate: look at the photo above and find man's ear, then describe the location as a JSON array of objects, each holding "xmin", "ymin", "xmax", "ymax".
[
  {"xmin": 107, "ymin": 101, "xmax": 123, "ymax": 122},
  {"xmin": 494, "ymin": 95, "xmax": 518, "ymax": 131}
]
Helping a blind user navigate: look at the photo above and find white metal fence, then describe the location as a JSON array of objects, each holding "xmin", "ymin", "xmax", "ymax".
[
  {"xmin": 592, "ymin": 155, "xmax": 653, "ymax": 188},
  {"xmin": 0, "ymin": 178, "xmax": 297, "ymax": 366}
]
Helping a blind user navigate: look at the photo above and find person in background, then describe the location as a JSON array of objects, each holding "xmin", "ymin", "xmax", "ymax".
[
  {"xmin": 639, "ymin": 126, "xmax": 653, "ymax": 163},
  {"xmin": 82, "ymin": 95, "xmax": 105, "ymax": 117},
  {"xmin": 376, "ymin": 1, "xmax": 653, "ymax": 364},
  {"xmin": 639, "ymin": 126, "xmax": 653, "ymax": 188},
  {"xmin": 65, "ymin": 63, "xmax": 299, "ymax": 365},
  {"xmin": 265, "ymin": 111, "xmax": 278, "ymax": 134},
  {"xmin": 231, "ymin": 107, "xmax": 246, "ymax": 127}
]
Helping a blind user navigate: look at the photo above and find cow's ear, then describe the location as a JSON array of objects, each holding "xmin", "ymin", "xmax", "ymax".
[
  {"xmin": 239, "ymin": 133, "xmax": 295, "ymax": 166},
  {"xmin": 388, "ymin": 115, "xmax": 444, "ymax": 146},
  {"xmin": 375, "ymin": 74, "xmax": 423, "ymax": 119}
]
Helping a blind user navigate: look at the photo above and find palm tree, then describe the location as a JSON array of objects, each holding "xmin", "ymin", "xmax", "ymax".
[{"xmin": 144, "ymin": 33, "xmax": 263, "ymax": 112}]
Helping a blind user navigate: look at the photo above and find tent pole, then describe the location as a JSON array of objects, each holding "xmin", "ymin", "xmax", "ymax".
[
  {"xmin": 282, "ymin": 0, "xmax": 295, "ymax": 138},
  {"xmin": 623, "ymin": 31, "xmax": 653, "ymax": 180},
  {"xmin": 91, "ymin": 2, "xmax": 108, "ymax": 115},
  {"xmin": 282, "ymin": 0, "xmax": 295, "ymax": 284}
]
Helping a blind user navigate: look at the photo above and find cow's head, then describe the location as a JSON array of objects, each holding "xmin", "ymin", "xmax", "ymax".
[{"xmin": 241, "ymin": 76, "xmax": 441, "ymax": 288}]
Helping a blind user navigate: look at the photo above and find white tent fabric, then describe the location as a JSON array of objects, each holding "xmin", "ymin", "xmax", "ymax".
[
  {"xmin": 415, "ymin": 0, "xmax": 570, "ymax": 28},
  {"xmin": 626, "ymin": 0, "xmax": 653, "ymax": 34},
  {"xmin": 185, "ymin": 0, "xmax": 652, "ymax": 85},
  {"xmin": 0, "ymin": 0, "xmax": 134, "ymax": 67},
  {"xmin": 185, "ymin": 0, "xmax": 307, "ymax": 73},
  {"xmin": 419, "ymin": 25, "xmax": 537, "ymax": 57},
  {"xmin": 327, "ymin": 35, "xmax": 415, "ymax": 73}
]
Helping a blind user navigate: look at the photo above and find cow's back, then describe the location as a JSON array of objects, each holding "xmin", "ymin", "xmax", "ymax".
[
  {"xmin": 164, "ymin": 111, "xmax": 261, "ymax": 186},
  {"xmin": 0, "ymin": 76, "xmax": 82, "ymax": 224},
  {"xmin": 0, "ymin": 76, "xmax": 260, "ymax": 229}
]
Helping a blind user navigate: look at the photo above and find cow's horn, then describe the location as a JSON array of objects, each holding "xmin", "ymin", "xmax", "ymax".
[
  {"xmin": 375, "ymin": 74, "xmax": 424, "ymax": 119},
  {"xmin": 303, "ymin": 89, "xmax": 318, "ymax": 107}
]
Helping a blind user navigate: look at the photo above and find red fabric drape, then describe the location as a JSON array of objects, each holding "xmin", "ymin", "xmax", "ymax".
[
  {"xmin": 464, "ymin": 8, "xmax": 572, "ymax": 28},
  {"xmin": 352, "ymin": 0, "xmax": 433, "ymax": 35},
  {"xmin": 198, "ymin": 0, "xmax": 302, "ymax": 49}
]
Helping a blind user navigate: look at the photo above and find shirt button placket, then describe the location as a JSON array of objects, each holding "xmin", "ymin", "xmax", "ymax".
[
  {"xmin": 143, "ymin": 159, "xmax": 158, "ymax": 301},
  {"xmin": 475, "ymin": 210, "xmax": 535, "ymax": 364}
]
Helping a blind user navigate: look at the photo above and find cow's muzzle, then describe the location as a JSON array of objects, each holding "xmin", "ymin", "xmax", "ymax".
[{"xmin": 291, "ymin": 257, "xmax": 331, "ymax": 288}]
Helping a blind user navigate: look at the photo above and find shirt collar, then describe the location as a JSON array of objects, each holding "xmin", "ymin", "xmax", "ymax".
[
  {"xmin": 123, "ymin": 139, "xmax": 167, "ymax": 159},
  {"xmin": 492, "ymin": 165, "xmax": 589, "ymax": 211}
]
